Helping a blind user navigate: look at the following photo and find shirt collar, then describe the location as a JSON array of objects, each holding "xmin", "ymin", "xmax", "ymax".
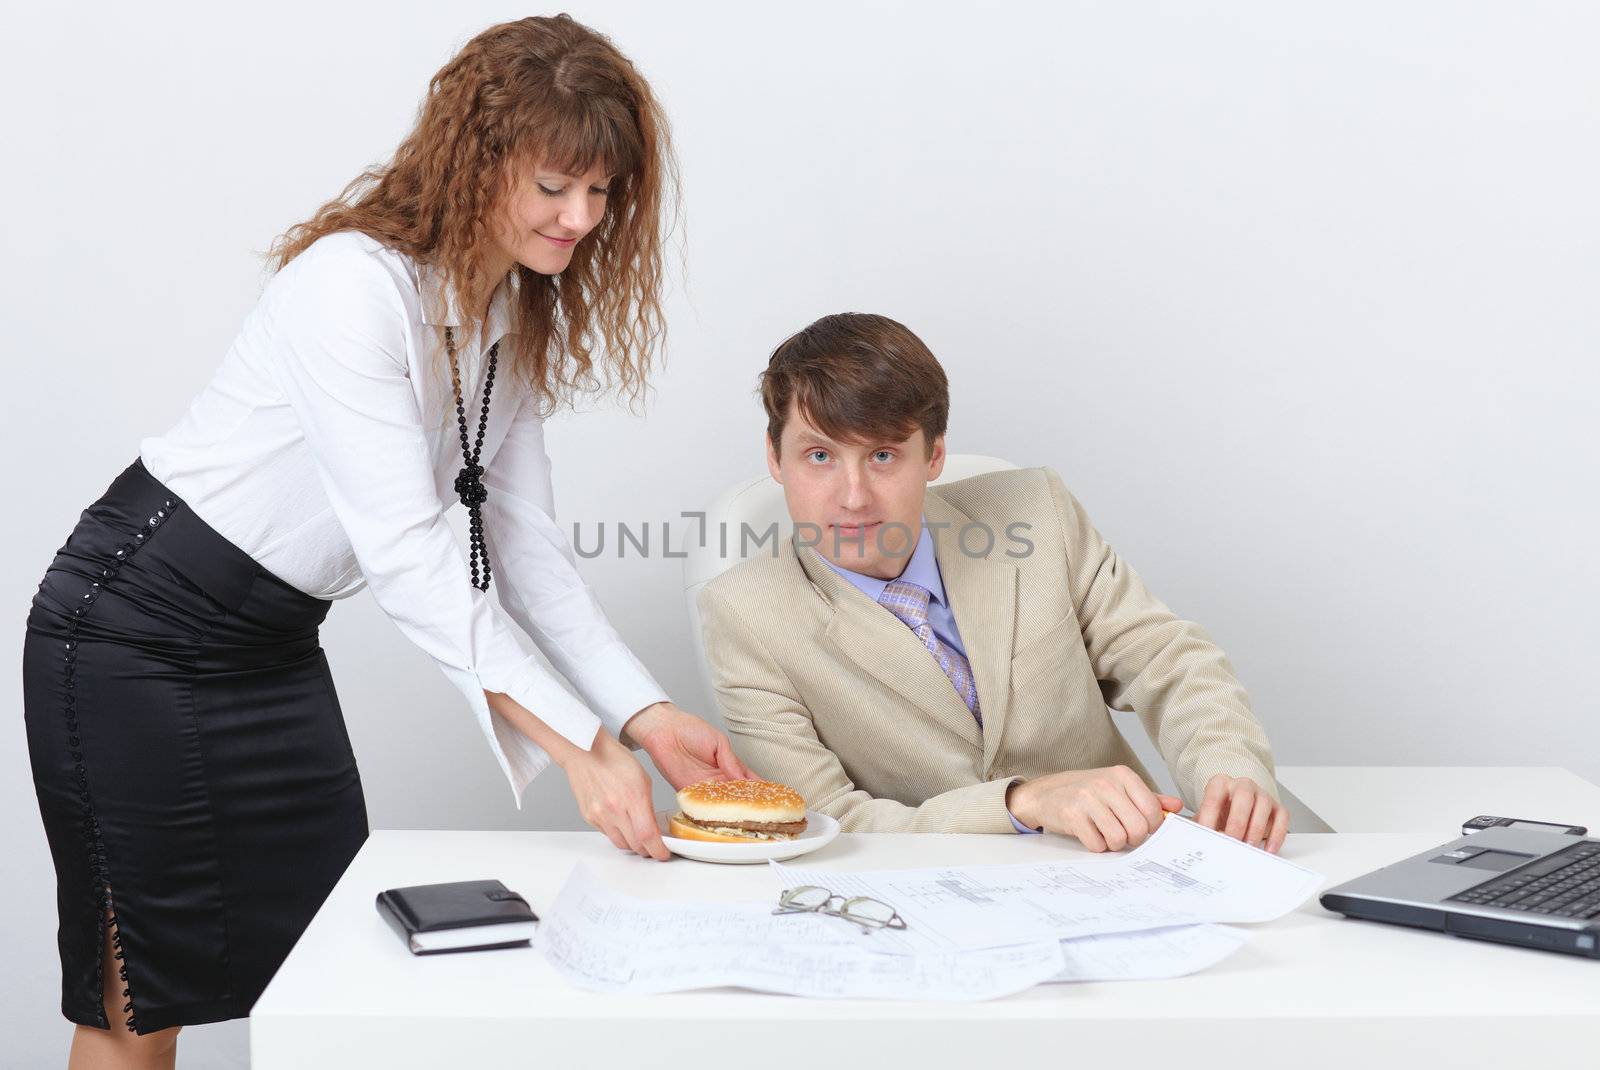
[
  {"xmin": 819, "ymin": 518, "xmax": 948, "ymax": 606},
  {"xmin": 418, "ymin": 261, "xmax": 517, "ymax": 349}
]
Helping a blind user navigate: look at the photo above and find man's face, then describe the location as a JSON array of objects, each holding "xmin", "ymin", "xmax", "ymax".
[{"xmin": 767, "ymin": 399, "xmax": 946, "ymax": 579}]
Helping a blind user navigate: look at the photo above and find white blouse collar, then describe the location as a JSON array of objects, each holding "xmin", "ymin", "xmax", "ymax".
[{"xmin": 416, "ymin": 260, "xmax": 519, "ymax": 348}]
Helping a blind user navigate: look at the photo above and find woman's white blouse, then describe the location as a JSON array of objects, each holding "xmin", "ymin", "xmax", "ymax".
[{"xmin": 140, "ymin": 231, "xmax": 667, "ymax": 804}]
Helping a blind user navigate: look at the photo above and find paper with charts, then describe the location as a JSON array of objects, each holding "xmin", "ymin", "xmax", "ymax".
[
  {"xmin": 1045, "ymin": 922, "xmax": 1249, "ymax": 982},
  {"xmin": 536, "ymin": 862, "xmax": 1066, "ymax": 1000},
  {"xmin": 771, "ymin": 814, "xmax": 1324, "ymax": 954},
  {"xmin": 536, "ymin": 816, "xmax": 1313, "ymax": 999}
]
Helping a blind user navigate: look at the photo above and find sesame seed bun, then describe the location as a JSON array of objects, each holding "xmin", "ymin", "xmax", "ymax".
[{"xmin": 669, "ymin": 779, "xmax": 808, "ymax": 842}]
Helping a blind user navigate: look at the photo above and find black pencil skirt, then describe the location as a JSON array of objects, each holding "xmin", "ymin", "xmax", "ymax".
[{"xmin": 23, "ymin": 458, "xmax": 369, "ymax": 1034}]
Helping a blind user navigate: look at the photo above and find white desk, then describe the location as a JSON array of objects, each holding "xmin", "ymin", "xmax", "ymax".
[
  {"xmin": 1275, "ymin": 766, "xmax": 1600, "ymax": 835},
  {"xmin": 252, "ymin": 807, "xmax": 1600, "ymax": 1067}
]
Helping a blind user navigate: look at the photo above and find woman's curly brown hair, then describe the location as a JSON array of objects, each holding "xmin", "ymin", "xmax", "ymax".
[{"xmin": 268, "ymin": 14, "xmax": 677, "ymax": 410}]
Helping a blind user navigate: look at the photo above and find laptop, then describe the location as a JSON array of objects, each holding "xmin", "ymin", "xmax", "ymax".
[{"xmin": 1320, "ymin": 825, "xmax": 1600, "ymax": 958}]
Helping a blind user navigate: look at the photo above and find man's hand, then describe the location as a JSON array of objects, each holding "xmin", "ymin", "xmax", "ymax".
[
  {"xmin": 1195, "ymin": 774, "xmax": 1289, "ymax": 853},
  {"xmin": 1006, "ymin": 765, "xmax": 1183, "ymax": 851},
  {"xmin": 622, "ymin": 702, "xmax": 755, "ymax": 790}
]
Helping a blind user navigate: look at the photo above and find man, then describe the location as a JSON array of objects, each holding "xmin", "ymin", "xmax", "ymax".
[{"xmin": 697, "ymin": 313, "xmax": 1289, "ymax": 852}]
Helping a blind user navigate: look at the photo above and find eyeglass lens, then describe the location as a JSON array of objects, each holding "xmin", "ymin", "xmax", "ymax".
[
  {"xmin": 783, "ymin": 886, "xmax": 833, "ymax": 910},
  {"xmin": 840, "ymin": 897, "xmax": 898, "ymax": 926}
]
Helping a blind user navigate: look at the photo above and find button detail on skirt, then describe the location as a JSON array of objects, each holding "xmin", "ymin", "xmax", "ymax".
[{"xmin": 36, "ymin": 469, "xmax": 192, "ymax": 1036}]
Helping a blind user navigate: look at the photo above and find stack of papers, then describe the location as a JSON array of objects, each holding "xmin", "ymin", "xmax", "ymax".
[{"xmin": 536, "ymin": 815, "xmax": 1324, "ymax": 1001}]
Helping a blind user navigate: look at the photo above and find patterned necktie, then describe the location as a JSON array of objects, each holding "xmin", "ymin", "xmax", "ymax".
[{"xmin": 877, "ymin": 580, "xmax": 983, "ymax": 727}]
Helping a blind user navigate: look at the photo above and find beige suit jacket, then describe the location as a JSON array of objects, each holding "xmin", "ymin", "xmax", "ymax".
[{"xmin": 697, "ymin": 467, "xmax": 1277, "ymax": 833}]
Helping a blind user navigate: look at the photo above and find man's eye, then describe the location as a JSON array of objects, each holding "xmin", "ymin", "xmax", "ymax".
[
  {"xmin": 872, "ymin": 451, "xmax": 894, "ymax": 463},
  {"xmin": 806, "ymin": 450, "xmax": 830, "ymax": 464}
]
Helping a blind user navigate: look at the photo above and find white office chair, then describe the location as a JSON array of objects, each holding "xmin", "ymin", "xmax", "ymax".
[{"xmin": 680, "ymin": 454, "xmax": 1019, "ymax": 704}]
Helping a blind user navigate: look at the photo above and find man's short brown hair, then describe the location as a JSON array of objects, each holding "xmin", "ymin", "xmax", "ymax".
[{"xmin": 760, "ymin": 313, "xmax": 949, "ymax": 455}]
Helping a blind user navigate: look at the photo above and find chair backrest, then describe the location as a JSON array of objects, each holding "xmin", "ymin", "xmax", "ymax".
[
  {"xmin": 675, "ymin": 453, "xmax": 1305, "ymax": 816},
  {"xmin": 681, "ymin": 454, "xmax": 1018, "ymax": 705}
]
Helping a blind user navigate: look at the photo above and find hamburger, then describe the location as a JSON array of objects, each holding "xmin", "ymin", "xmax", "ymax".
[{"xmin": 668, "ymin": 779, "xmax": 809, "ymax": 843}]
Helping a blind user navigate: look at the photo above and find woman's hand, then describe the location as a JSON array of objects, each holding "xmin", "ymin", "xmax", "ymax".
[
  {"xmin": 483, "ymin": 690, "xmax": 749, "ymax": 861},
  {"xmin": 623, "ymin": 702, "xmax": 755, "ymax": 790},
  {"xmin": 557, "ymin": 729, "xmax": 671, "ymax": 860}
]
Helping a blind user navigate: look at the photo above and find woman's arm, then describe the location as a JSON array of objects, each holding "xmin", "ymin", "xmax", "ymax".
[
  {"xmin": 265, "ymin": 239, "xmax": 604, "ymax": 803},
  {"xmin": 479, "ymin": 389, "xmax": 753, "ymax": 788},
  {"xmin": 484, "ymin": 689, "xmax": 668, "ymax": 859},
  {"xmin": 478, "ymin": 389, "xmax": 670, "ymax": 737}
]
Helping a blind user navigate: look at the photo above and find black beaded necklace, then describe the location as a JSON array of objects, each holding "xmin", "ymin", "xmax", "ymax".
[{"xmin": 445, "ymin": 325, "xmax": 498, "ymax": 591}]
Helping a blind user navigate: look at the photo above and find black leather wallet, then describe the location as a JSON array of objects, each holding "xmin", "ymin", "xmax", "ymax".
[{"xmin": 375, "ymin": 879, "xmax": 539, "ymax": 955}]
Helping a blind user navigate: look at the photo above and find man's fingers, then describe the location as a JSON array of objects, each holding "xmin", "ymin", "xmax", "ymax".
[
  {"xmin": 1223, "ymin": 781, "xmax": 1255, "ymax": 841},
  {"xmin": 1196, "ymin": 775, "xmax": 1229, "ymax": 829},
  {"xmin": 1105, "ymin": 789, "xmax": 1153, "ymax": 849},
  {"xmin": 1245, "ymin": 792, "xmax": 1275, "ymax": 848},
  {"xmin": 1105, "ymin": 769, "xmax": 1163, "ymax": 841},
  {"xmin": 1124, "ymin": 782, "xmax": 1165, "ymax": 834},
  {"xmin": 1266, "ymin": 803, "xmax": 1290, "ymax": 854},
  {"xmin": 1070, "ymin": 810, "xmax": 1108, "ymax": 853},
  {"xmin": 1087, "ymin": 802, "xmax": 1129, "ymax": 852}
]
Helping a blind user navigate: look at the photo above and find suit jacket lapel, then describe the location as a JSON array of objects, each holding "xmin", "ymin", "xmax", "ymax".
[
  {"xmin": 924, "ymin": 491, "xmax": 1018, "ymax": 771},
  {"xmin": 797, "ymin": 541, "xmax": 984, "ymax": 752}
]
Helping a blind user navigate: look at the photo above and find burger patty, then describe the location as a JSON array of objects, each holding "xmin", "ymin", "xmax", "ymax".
[{"xmin": 678, "ymin": 815, "xmax": 808, "ymax": 836}]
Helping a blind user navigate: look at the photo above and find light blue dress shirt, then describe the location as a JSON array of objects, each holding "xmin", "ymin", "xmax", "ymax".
[{"xmin": 819, "ymin": 520, "xmax": 1039, "ymax": 834}]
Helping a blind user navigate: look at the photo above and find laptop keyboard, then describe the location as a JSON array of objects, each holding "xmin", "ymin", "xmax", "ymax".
[{"xmin": 1450, "ymin": 842, "xmax": 1600, "ymax": 919}]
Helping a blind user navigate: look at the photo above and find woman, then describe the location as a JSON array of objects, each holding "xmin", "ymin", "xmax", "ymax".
[{"xmin": 23, "ymin": 15, "xmax": 750, "ymax": 1068}]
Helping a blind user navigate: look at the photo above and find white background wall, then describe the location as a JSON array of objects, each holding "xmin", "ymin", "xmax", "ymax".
[{"xmin": 3, "ymin": 1, "xmax": 1595, "ymax": 1064}]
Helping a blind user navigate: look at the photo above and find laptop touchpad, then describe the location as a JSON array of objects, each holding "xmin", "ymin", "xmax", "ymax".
[{"xmin": 1437, "ymin": 849, "xmax": 1535, "ymax": 872}]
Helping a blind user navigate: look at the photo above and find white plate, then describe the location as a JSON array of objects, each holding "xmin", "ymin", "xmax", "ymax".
[{"xmin": 656, "ymin": 809, "xmax": 840, "ymax": 864}]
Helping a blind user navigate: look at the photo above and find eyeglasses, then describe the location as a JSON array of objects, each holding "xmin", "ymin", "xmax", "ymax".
[{"xmin": 773, "ymin": 885, "xmax": 908, "ymax": 933}]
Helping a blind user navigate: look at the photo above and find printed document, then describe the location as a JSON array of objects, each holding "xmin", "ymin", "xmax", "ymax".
[
  {"xmin": 771, "ymin": 814, "xmax": 1323, "ymax": 953},
  {"xmin": 536, "ymin": 863, "xmax": 1064, "ymax": 1001}
]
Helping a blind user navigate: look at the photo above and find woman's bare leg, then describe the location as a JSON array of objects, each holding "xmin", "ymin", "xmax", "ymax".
[{"xmin": 67, "ymin": 907, "xmax": 180, "ymax": 1070}]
